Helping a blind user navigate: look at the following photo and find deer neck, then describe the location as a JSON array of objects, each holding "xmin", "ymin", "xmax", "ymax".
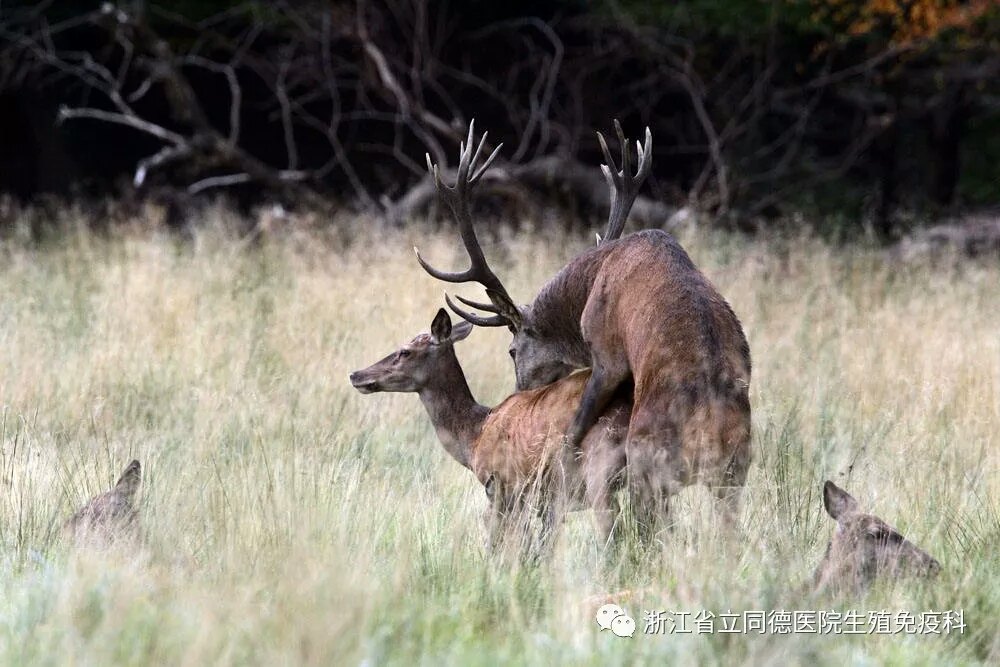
[
  {"xmin": 417, "ymin": 353, "xmax": 489, "ymax": 470},
  {"xmin": 531, "ymin": 246, "xmax": 612, "ymax": 364}
]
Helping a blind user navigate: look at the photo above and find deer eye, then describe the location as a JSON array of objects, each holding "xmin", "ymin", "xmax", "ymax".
[
  {"xmin": 397, "ymin": 350, "xmax": 411, "ymax": 360},
  {"xmin": 868, "ymin": 525, "xmax": 902, "ymax": 542}
]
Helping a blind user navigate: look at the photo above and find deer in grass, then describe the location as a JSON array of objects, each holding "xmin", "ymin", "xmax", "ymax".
[
  {"xmin": 64, "ymin": 459, "xmax": 141, "ymax": 547},
  {"xmin": 350, "ymin": 309, "xmax": 631, "ymax": 553},
  {"xmin": 814, "ymin": 481, "xmax": 940, "ymax": 593},
  {"xmin": 414, "ymin": 122, "xmax": 751, "ymax": 540}
]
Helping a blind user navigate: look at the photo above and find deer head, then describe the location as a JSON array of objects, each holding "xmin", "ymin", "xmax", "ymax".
[
  {"xmin": 415, "ymin": 121, "xmax": 651, "ymax": 390},
  {"xmin": 349, "ymin": 309, "xmax": 473, "ymax": 394},
  {"xmin": 814, "ymin": 481, "xmax": 941, "ymax": 593},
  {"xmin": 65, "ymin": 459, "xmax": 142, "ymax": 547}
]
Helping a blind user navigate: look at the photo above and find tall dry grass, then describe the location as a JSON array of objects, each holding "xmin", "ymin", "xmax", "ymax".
[{"xmin": 0, "ymin": 206, "xmax": 997, "ymax": 665}]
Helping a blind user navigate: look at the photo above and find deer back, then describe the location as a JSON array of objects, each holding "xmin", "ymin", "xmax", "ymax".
[{"xmin": 470, "ymin": 370, "xmax": 630, "ymax": 491}]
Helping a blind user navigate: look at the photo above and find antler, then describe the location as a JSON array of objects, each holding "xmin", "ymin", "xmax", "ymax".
[
  {"xmin": 414, "ymin": 121, "xmax": 521, "ymax": 329},
  {"xmin": 596, "ymin": 120, "xmax": 653, "ymax": 242}
]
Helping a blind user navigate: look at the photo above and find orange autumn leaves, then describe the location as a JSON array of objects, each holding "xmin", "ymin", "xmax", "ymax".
[{"xmin": 810, "ymin": 0, "xmax": 997, "ymax": 46}]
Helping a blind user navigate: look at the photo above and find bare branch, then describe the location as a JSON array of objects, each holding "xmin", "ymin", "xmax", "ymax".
[
  {"xmin": 134, "ymin": 144, "xmax": 192, "ymax": 187},
  {"xmin": 275, "ymin": 53, "xmax": 298, "ymax": 170},
  {"xmin": 58, "ymin": 106, "xmax": 185, "ymax": 145},
  {"xmin": 188, "ymin": 169, "xmax": 307, "ymax": 195},
  {"xmin": 187, "ymin": 173, "xmax": 251, "ymax": 194},
  {"xmin": 179, "ymin": 55, "xmax": 242, "ymax": 144}
]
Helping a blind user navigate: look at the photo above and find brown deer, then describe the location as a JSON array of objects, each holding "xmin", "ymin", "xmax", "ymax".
[
  {"xmin": 349, "ymin": 309, "xmax": 631, "ymax": 553},
  {"xmin": 814, "ymin": 481, "xmax": 941, "ymax": 593},
  {"xmin": 64, "ymin": 459, "xmax": 141, "ymax": 547},
  {"xmin": 414, "ymin": 122, "xmax": 751, "ymax": 539}
]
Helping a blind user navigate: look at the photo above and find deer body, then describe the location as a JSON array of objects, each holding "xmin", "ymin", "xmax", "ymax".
[
  {"xmin": 350, "ymin": 310, "xmax": 630, "ymax": 551},
  {"xmin": 475, "ymin": 370, "xmax": 629, "ymax": 517},
  {"xmin": 524, "ymin": 228, "xmax": 752, "ymax": 533},
  {"xmin": 64, "ymin": 459, "xmax": 142, "ymax": 547},
  {"xmin": 416, "ymin": 122, "xmax": 751, "ymax": 539}
]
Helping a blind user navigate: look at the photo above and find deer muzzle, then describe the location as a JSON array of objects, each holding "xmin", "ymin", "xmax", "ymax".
[{"xmin": 349, "ymin": 370, "xmax": 381, "ymax": 394}]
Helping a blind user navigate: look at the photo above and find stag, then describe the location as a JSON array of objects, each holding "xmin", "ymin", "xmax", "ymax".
[
  {"xmin": 415, "ymin": 122, "xmax": 751, "ymax": 539},
  {"xmin": 350, "ymin": 309, "xmax": 631, "ymax": 553},
  {"xmin": 814, "ymin": 481, "xmax": 940, "ymax": 593},
  {"xmin": 64, "ymin": 459, "xmax": 141, "ymax": 547}
]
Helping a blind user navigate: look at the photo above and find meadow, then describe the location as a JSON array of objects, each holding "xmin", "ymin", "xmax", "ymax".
[{"xmin": 0, "ymin": 206, "xmax": 997, "ymax": 665}]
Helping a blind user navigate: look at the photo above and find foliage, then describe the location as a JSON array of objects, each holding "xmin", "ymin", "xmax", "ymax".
[
  {"xmin": 808, "ymin": 0, "xmax": 999, "ymax": 45},
  {"xmin": 0, "ymin": 1, "xmax": 996, "ymax": 232}
]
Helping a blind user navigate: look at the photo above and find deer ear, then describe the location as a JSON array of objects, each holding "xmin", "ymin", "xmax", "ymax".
[
  {"xmin": 485, "ymin": 288, "xmax": 523, "ymax": 330},
  {"xmin": 451, "ymin": 320, "xmax": 473, "ymax": 343},
  {"xmin": 115, "ymin": 460, "xmax": 141, "ymax": 500},
  {"xmin": 430, "ymin": 308, "xmax": 452, "ymax": 344},
  {"xmin": 823, "ymin": 480, "xmax": 859, "ymax": 521}
]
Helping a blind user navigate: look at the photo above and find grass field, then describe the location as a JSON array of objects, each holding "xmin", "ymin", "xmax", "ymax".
[{"xmin": 0, "ymin": 207, "xmax": 997, "ymax": 665}]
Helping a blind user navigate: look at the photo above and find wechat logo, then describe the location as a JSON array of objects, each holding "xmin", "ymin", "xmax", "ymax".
[{"xmin": 595, "ymin": 604, "xmax": 636, "ymax": 638}]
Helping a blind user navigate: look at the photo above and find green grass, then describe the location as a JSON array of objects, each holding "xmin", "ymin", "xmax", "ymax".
[{"xmin": 0, "ymin": 207, "xmax": 997, "ymax": 665}]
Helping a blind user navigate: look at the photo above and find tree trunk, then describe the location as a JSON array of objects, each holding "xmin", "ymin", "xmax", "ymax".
[{"xmin": 928, "ymin": 91, "xmax": 966, "ymax": 207}]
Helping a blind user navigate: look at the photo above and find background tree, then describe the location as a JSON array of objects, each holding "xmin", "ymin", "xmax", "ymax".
[{"xmin": 0, "ymin": 0, "xmax": 997, "ymax": 239}]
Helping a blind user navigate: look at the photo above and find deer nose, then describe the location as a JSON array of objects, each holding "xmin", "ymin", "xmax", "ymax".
[{"xmin": 927, "ymin": 558, "xmax": 942, "ymax": 577}]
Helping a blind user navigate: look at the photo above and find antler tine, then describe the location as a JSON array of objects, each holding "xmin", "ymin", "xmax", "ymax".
[
  {"xmin": 597, "ymin": 120, "xmax": 654, "ymax": 243},
  {"xmin": 470, "ymin": 144, "xmax": 503, "ymax": 185},
  {"xmin": 615, "ymin": 119, "xmax": 631, "ymax": 182},
  {"xmin": 425, "ymin": 152, "xmax": 442, "ymax": 191},
  {"xmin": 413, "ymin": 122, "xmax": 519, "ymax": 328},
  {"xmin": 596, "ymin": 130, "xmax": 619, "ymax": 183},
  {"xmin": 451, "ymin": 120, "xmax": 477, "ymax": 184},
  {"xmin": 454, "ymin": 293, "xmax": 503, "ymax": 315},
  {"xmin": 636, "ymin": 126, "xmax": 653, "ymax": 180},
  {"xmin": 469, "ymin": 129, "xmax": 488, "ymax": 174},
  {"xmin": 445, "ymin": 293, "xmax": 509, "ymax": 328},
  {"xmin": 414, "ymin": 247, "xmax": 478, "ymax": 283}
]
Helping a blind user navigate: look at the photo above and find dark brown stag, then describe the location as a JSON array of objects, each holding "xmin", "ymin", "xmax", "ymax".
[{"xmin": 415, "ymin": 122, "xmax": 751, "ymax": 539}]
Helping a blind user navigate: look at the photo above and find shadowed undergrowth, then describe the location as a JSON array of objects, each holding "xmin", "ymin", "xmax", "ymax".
[{"xmin": 0, "ymin": 209, "xmax": 997, "ymax": 665}]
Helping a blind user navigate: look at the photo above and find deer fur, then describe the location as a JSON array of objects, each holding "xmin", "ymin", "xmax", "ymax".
[
  {"xmin": 501, "ymin": 228, "xmax": 753, "ymax": 539},
  {"xmin": 417, "ymin": 123, "xmax": 751, "ymax": 541},
  {"xmin": 349, "ymin": 309, "xmax": 631, "ymax": 553},
  {"xmin": 814, "ymin": 481, "xmax": 940, "ymax": 593},
  {"xmin": 64, "ymin": 459, "xmax": 141, "ymax": 547}
]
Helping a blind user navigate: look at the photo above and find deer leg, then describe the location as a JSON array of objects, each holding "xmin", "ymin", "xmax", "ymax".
[
  {"xmin": 572, "ymin": 272, "xmax": 631, "ymax": 448},
  {"xmin": 483, "ymin": 479, "xmax": 521, "ymax": 556},
  {"xmin": 626, "ymin": 376, "xmax": 716, "ymax": 549},
  {"xmin": 483, "ymin": 504, "xmax": 505, "ymax": 555},
  {"xmin": 491, "ymin": 487, "xmax": 540, "ymax": 560},
  {"xmin": 713, "ymin": 446, "xmax": 750, "ymax": 533},
  {"xmin": 588, "ymin": 482, "xmax": 621, "ymax": 550},
  {"xmin": 565, "ymin": 362, "xmax": 628, "ymax": 448},
  {"xmin": 534, "ymin": 497, "xmax": 565, "ymax": 561},
  {"xmin": 585, "ymin": 427, "xmax": 627, "ymax": 550},
  {"xmin": 630, "ymin": 479, "xmax": 672, "ymax": 546},
  {"xmin": 713, "ymin": 485, "xmax": 742, "ymax": 533},
  {"xmin": 625, "ymin": 413, "xmax": 684, "ymax": 547}
]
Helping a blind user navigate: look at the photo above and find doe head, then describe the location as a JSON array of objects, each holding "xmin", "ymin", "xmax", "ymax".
[
  {"xmin": 815, "ymin": 480, "xmax": 941, "ymax": 593},
  {"xmin": 349, "ymin": 309, "xmax": 472, "ymax": 394}
]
